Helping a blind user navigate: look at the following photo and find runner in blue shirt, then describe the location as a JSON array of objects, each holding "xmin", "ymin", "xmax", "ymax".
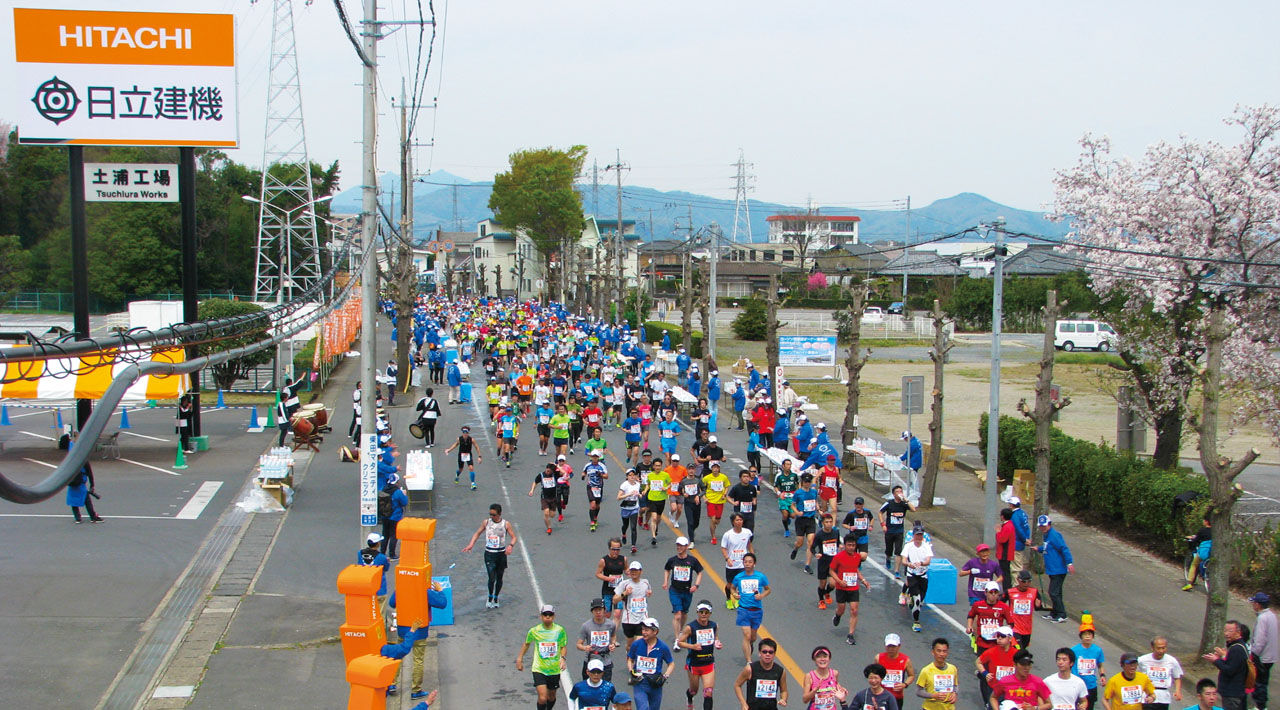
[
  {"xmin": 731, "ymin": 553, "xmax": 772, "ymax": 662},
  {"xmin": 583, "ymin": 453, "xmax": 609, "ymax": 532},
  {"xmin": 628, "ymin": 618, "xmax": 675, "ymax": 710},
  {"xmin": 535, "ymin": 403, "xmax": 555, "ymax": 457},
  {"xmin": 622, "ymin": 413, "xmax": 644, "ymax": 465},
  {"xmin": 789, "ymin": 474, "xmax": 821, "ymax": 574},
  {"xmin": 658, "ymin": 410, "xmax": 681, "ymax": 457}
]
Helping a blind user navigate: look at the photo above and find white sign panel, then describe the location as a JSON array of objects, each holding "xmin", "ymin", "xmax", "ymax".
[
  {"xmin": 360, "ymin": 431, "xmax": 378, "ymax": 526},
  {"xmin": 84, "ymin": 162, "xmax": 178, "ymax": 202},
  {"xmin": 12, "ymin": 8, "xmax": 238, "ymax": 147}
]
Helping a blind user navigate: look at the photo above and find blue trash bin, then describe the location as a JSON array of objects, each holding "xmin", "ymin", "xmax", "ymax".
[
  {"xmin": 430, "ymin": 576, "xmax": 455, "ymax": 626},
  {"xmin": 459, "ymin": 383, "xmax": 472, "ymax": 403},
  {"xmin": 923, "ymin": 559, "xmax": 957, "ymax": 605},
  {"xmin": 445, "ymin": 349, "xmax": 459, "ymax": 363}
]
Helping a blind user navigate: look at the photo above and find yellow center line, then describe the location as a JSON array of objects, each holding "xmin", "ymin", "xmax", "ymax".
[{"xmin": 654, "ymin": 510, "xmax": 809, "ymax": 689}]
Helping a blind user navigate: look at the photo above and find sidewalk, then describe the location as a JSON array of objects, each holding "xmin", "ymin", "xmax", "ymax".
[
  {"xmin": 144, "ymin": 325, "xmax": 436, "ymax": 710},
  {"xmin": 843, "ymin": 428, "xmax": 1258, "ymax": 666}
]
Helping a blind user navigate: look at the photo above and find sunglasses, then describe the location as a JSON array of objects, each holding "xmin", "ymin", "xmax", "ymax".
[{"xmin": 759, "ymin": 650, "xmax": 775, "ymax": 655}]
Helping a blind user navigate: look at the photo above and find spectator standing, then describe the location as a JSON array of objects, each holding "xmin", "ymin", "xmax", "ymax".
[
  {"xmin": 1034, "ymin": 515, "xmax": 1074, "ymax": 623},
  {"xmin": 1202, "ymin": 620, "xmax": 1250, "ymax": 710},
  {"xmin": 1251, "ymin": 592, "xmax": 1278, "ymax": 710},
  {"xmin": 1009, "ymin": 497, "xmax": 1032, "ymax": 576}
]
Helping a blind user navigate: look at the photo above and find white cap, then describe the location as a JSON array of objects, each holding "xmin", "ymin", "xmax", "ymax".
[
  {"xmin": 901, "ymin": 430, "xmax": 911, "ymax": 439},
  {"xmin": 996, "ymin": 625, "xmax": 1015, "ymax": 637},
  {"xmin": 696, "ymin": 601, "xmax": 714, "ymax": 611},
  {"xmin": 557, "ymin": 454, "xmax": 567, "ymax": 461},
  {"xmin": 1008, "ymin": 496, "xmax": 1021, "ymax": 505},
  {"xmin": 816, "ymin": 422, "xmax": 827, "ymax": 429},
  {"xmin": 628, "ymin": 561, "xmax": 643, "ymax": 570},
  {"xmin": 641, "ymin": 617, "xmax": 660, "ymax": 629},
  {"xmin": 587, "ymin": 659, "xmax": 605, "ymax": 671},
  {"xmin": 540, "ymin": 604, "xmax": 556, "ymax": 614},
  {"xmin": 884, "ymin": 633, "xmax": 902, "ymax": 646},
  {"xmin": 710, "ymin": 370, "xmax": 718, "ymax": 376},
  {"xmin": 366, "ymin": 532, "xmax": 384, "ymax": 544},
  {"xmin": 675, "ymin": 536, "xmax": 690, "ymax": 546},
  {"xmin": 709, "ymin": 435, "xmax": 718, "ymax": 442},
  {"xmin": 985, "ymin": 581, "xmax": 1002, "ymax": 592},
  {"xmin": 670, "ymin": 453, "xmax": 680, "ymax": 461}
]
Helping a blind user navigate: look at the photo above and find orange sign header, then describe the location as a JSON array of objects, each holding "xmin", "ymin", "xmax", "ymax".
[{"xmin": 13, "ymin": 8, "xmax": 234, "ymax": 67}]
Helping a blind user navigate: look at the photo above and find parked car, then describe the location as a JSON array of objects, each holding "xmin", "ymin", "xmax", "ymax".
[
  {"xmin": 1054, "ymin": 319, "xmax": 1116, "ymax": 351},
  {"xmin": 861, "ymin": 306, "xmax": 885, "ymax": 323},
  {"xmin": 887, "ymin": 302, "xmax": 904, "ymax": 315}
]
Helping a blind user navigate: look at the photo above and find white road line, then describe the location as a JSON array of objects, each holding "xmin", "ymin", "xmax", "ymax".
[
  {"xmin": 175, "ymin": 481, "xmax": 223, "ymax": 520},
  {"xmin": 19, "ymin": 430, "xmax": 56, "ymax": 441},
  {"xmin": 0, "ymin": 513, "xmax": 177, "ymax": 520},
  {"xmin": 120, "ymin": 431, "xmax": 171, "ymax": 442},
  {"xmin": 22, "ymin": 458, "xmax": 57, "ymax": 469},
  {"xmin": 467, "ymin": 394, "xmax": 578, "ymax": 705},
  {"xmin": 119, "ymin": 457, "xmax": 182, "ymax": 476}
]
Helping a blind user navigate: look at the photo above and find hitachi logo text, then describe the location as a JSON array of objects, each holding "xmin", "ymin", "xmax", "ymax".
[{"xmin": 59, "ymin": 25, "xmax": 192, "ymax": 50}]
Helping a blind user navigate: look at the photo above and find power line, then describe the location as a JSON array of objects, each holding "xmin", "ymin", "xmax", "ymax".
[{"xmin": 331, "ymin": 0, "xmax": 373, "ymax": 67}]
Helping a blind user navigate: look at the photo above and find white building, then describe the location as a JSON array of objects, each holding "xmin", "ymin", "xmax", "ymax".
[{"xmin": 765, "ymin": 212, "xmax": 861, "ymax": 250}]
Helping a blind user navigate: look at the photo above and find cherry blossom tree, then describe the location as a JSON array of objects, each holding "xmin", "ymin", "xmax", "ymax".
[{"xmin": 1054, "ymin": 105, "xmax": 1280, "ymax": 654}]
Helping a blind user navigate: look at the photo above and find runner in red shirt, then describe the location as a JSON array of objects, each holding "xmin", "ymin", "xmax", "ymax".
[
  {"xmin": 816, "ymin": 457, "xmax": 842, "ymax": 516},
  {"xmin": 967, "ymin": 582, "xmax": 1013, "ymax": 655},
  {"xmin": 875, "ymin": 633, "xmax": 917, "ymax": 706},
  {"xmin": 1005, "ymin": 570, "xmax": 1043, "ymax": 650},
  {"xmin": 828, "ymin": 536, "xmax": 870, "ymax": 646},
  {"xmin": 989, "ymin": 650, "xmax": 1052, "ymax": 710},
  {"xmin": 975, "ymin": 626, "xmax": 1019, "ymax": 708}
]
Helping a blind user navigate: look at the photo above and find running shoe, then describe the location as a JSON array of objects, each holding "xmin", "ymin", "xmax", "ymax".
[
  {"xmin": 631, "ymin": 545, "xmax": 638, "ymax": 554},
  {"xmin": 832, "ymin": 614, "xmax": 842, "ymax": 627},
  {"xmin": 651, "ymin": 538, "xmax": 658, "ymax": 547},
  {"xmin": 590, "ymin": 523, "xmax": 598, "ymax": 532},
  {"xmin": 784, "ymin": 529, "xmax": 792, "ymax": 538},
  {"xmin": 710, "ymin": 537, "xmax": 717, "ymax": 545},
  {"xmin": 387, "ymin": 685, "xmax": 398, "ymax": 696},
  {"xmin": 412, "ymin": 691, "xmax": 429, "ymax": 699},
  {"xmin": 547, "ymin": 527, "xmax": 552, "ymax": 535},
  {"xmin": 454, "ymin": 476, "xmax": 460, "ymax": 484},
  {"xmin": 817, "ymin": 599, "xmax": 828, "ymax": 610},
  {"xmin": 790, "ymin": 548, "xmax": 798, "ymax": 560},
  {"xmin": 726, "ymin": 598, "xmax": 738, "ymax": 610},
  {"xmin": 804, "ymin": 564, "xmax": 813, "ymax": 575},
  {"xmin": 1181, "ymin": 583, "xmax": 1193, "ymax": 592},
  {"xmin": 912, "ymin": 622, "xmax": 922, "ymax": 632},
  {"xmin": 471, "ymin": 483, "xmax": 477, "ymax": 491},
  {"xmin": 673, "ymin": 520, "xmax": 680, "ymax": 529},
  {"xmin": 1040, "ymin": 614, "xmax": 1057, "ymax": 621},
  {"xmin": 846, "ymin": 634, "xmax": 856, "ymax": 646}
]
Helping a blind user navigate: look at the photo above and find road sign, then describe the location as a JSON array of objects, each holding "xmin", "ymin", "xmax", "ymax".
[
  {"xmin": 84, "ymin": 162, "xmax": 178, "ymax": 202},
  {"xmin": 12, "ymin": 7, "xmax": 238, "ymax": 147},
  {"xmin": 360, "ymin": 431, "xmax": 378, "ymax": 526},
  {"xmin": 901, "ymin": 375, "xmax": 925, "ymax": 415},
  {"xmin": 778, "ymin": 335, "xmax": 837, "ymax": 367}
]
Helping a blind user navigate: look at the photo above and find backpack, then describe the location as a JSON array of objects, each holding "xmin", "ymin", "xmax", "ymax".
[
  {"xmin": 1238, "ymin": 642, "xmax": 1257, "ymax": 691},
  {"xmin": 377, "ymin": 485, "xmax": 395, "ymax": 520}
]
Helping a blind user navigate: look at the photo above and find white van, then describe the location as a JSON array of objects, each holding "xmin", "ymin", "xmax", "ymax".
[{"xmin": 1055, "ymin": 319, "xmax": 1116, "ymax": 351}]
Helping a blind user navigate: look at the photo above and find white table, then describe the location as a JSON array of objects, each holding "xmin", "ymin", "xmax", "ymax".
[{"xmin": 761, "ymin": 446, "xmax": 807, "ymax": 476}]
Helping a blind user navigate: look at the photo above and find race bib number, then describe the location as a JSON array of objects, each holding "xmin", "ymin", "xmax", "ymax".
[
  {"xmin": 1148, "ymin": 664, "xmax": 1171, "ymax": 688},
  {"xmin": 699, "ymin": 414, "xmax": 709, "ymax": 423},
  {"xmin": 539, "ymin": 415, "xmax": 550, "ymax": 424},
  {"xmin": 635, "ymin": 656, "xmax": 657, "ymax": 674},
  {"xmin": 695, "ymin": 628, "xmax": 715, "ymax": 646},
  {"xmin": 628, "ymin": 599, "xmax": 647, "ymax": 615},
  {"xmin": 486, "ymin": 534, "xmax": 501, "ymax": 547},
  {"xmin": 995, "ymin": 666, "xmax": 1014, "ymax": 680},
  {"xmin": 629, "ymin": 425, "xmax": 641, "ymax": 434},
  {"xmin": 814, "ymin": 691, "xmax": 838, "ymax": 710},
  {"xmin": 502, "ymin": 422, "xmax": 514, "ymax": 432},
  {"xmin": 1120, "ymin": 684, "xmax": 1143, "ymax": 705},
  {"xmin": 803, "ymin": 498, "xmax": 817, "ymax": 512},
  {"xmin": 673, "ymin": 566, "xmax": 691, "ymax": 582},
  {"xmin": 1077, "ymin": 658, "xmax": 1096, "ymax": 676},
  {"xmin": 590, "ymin": 630, "xmax": 611, "ymax": 647},
  {"xmin": 932, "ymin": 673, "xmax": 955, "ymax": 693},
  {"xmin": 729, "ymin": 549, "xmax": 745, "ymax": 564},
  {"xmin": 684, "ymin": 483, "xmax": 699, "ymax": 496},
  {"xmin": 854, "ymin": 518, "xmax": 869, "ymax": 530},
  {"xmin": 590, "ymin": 486, "xmax": 603, "ymax": 498},
  {"xmin": 542, "ymin": 478, "xmax": 556, "ymax": 489},
  {"xmin": 754, "ymin": 679, "xmax": 778, "ymax": 699},
  {"xmin": 823, "ymin": 541, "xmax": 839, "ymax": 557},
  {"xmin": 662, "ymin": 429, "xmax": 675, "ymax": 439},
  {"xmin": 884, "ymin": 669, "xmax": 903, "ymax": 685},
  {"xmin": 710, "ymin": 481, "xmax": 725, "ymax": 492},
  {"xmin": 1054, "ymin": 705, "xmax": 1076, "ymax": 710},
  {"xmin": 979, "ymin": 621, "xmax": 997, "ymax": 640},
  {"xmin": 650, "ymin": 480, "xmax": 665, "ymax": 492},
  {"xmin": 825, "ymin": 476, "xmax": 838, "ymax": 488},
  {"xmin": 842, "ymin": 572, "xmax": 857, "ymax": 588},
  {"xmin": 537, "ymin": 641, "xmax": 558, "ymax": 659},
  {"xmin": 740, "ymin": 502, "xmax": 754, "ymax": 513},
  {"xmin": 461, "ymin": 453, "xmax": 471, "ymax": 462},
  {"xmin": 1013, "ymin": 598, "xmax": 1032, "ymax": 615},
  {"xmin": 739, "ymin": 578, "xmax": 759, "ymax": 595},
  {"xmin": 890, "ymin": 513, "xmax": 904, "ymax": 525},
  {"xmin": 972, "ymin": 576, "xmax": 989, "ymax": 593}
]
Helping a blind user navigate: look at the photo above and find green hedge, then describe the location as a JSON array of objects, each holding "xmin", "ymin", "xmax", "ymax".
[
  {"xmin": 646, "ymin": 320, "xmax": 703, "ymax": 358},
  {"xmin": 978, "ymin": 413, "xmax": 1207, "ymax": 558}
]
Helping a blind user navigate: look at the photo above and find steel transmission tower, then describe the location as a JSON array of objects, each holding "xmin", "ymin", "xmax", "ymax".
[
  {"xmin": 730, "ymin": 149, "xmax": 755, "ymax": 244},
  {"xmin": 252, "ymin": 0, "xmax": 322, "ymax": 302}
]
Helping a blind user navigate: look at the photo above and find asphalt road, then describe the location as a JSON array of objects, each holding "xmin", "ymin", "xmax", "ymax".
[
  {"xmin": 0, "ymin": 401, "xmax": 272, "ymax": 709},
  {"xmin": 427, "ymin": 368, "xmax": 1109, "ymax": 710}
]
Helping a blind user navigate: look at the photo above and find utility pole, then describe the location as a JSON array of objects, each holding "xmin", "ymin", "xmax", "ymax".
[
  {"xmin": 615, "ymin": 149, "xmax": 625, "ymax": 317},
  {"xmin": 592, "ymin": 159, "xmax": 600, "ymax": 217},
  {"xmin": 903, "ymin": 196, "xmax": 911, "ymax": 299},
  {"xmin": 706, "ymin": 223, "xmax": 721, "ymax": 359},
  {"xmin": 358, "ymin": 0, "xmax": 380, "ymax": 536},
  {"xmin": 983, "ymin": 217, "xmax": 1007, "ymax": 545}
]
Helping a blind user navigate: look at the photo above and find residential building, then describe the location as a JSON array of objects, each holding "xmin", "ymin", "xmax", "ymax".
[{"xmin": 765, "ymin": 212, "xmax": 862, "ymax": 250}]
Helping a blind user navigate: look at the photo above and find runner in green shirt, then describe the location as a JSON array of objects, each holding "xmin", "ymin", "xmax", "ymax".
[
  {"xmin": 517, "ymin": 604, "xmax": 569, "ymax": 709},
  {"xmin": 773, "ymin": 460, "xmax": 800, "ymax": 539},
  {"xmin": 550, "ymin": 404, "xmax": 572, "ymax": 458},
  {"xmin": 646, "ymin": 467, "xmax": 673, "ymax": 548}
]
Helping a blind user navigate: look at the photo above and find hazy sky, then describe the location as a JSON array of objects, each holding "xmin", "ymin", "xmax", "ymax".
[{"xmin": 4, "ymin": 0, "xmax": 1279, "ymax": 211}]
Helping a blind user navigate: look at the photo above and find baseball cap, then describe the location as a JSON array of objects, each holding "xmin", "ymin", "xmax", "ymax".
[
  {"xmin": 1252, "ymin": 592, "xmax": 1272, "ymax": 605},
  {"xmin": 1037, "ymin": 514, "xmax": 1052, "ymax": 526},
  {"xmin": 676, "ymin": 536, "xmax": 690, "ymax": 546},
  {"xmin": 671, "ymin": 453, "xmax": 680, "ymax": 461},
  {"xmin": 854, "ymin": 496, "xmax": 865, "ymax": 505},
  {"xmin": 587, "ymin": 659, "xmax": 605, "ymax": 671},
  {"xmin": 590, "ymin": 598, "xmax": 606, "ymax": 609},
  {"xmin": 884, "ymin": 633, "xmax": 902, "ymax": 646},
  {"xmin": 827, "ymin": 454, "xmax": 836, "ymax": 461},
  {"xmin": 557, "ymin": 454, "xmax": 567, "ymax": 461},
  {"xmin": 590, "ymin": 451, "xmax": 601, "ymax": 457},
  {"xmin": 1008, "ymin": 496, "xmax": 1021, "ymax": 506},
  {"xmin": 1120, "ymin": 652, "xmax": 1139, "ymax": 665},
  {"xmin": 901, "ymin": 430, "xmax": 911, "ymax": 439},
  {"xmin": 985, "ymin": 581, "xmax": 1002, "ymax": 592},
  {"xmin": 613, "ymin": 691, "xmax": 633, "ymax": 704},
  {"xmin": 1018, "ymin": 570, "xmax": 1032, "ymax": 581},
  {"xmin": 976, "ymin": 543, "xmax": 991, "ymax": 552},
  {"xmin": 366, "ymin": 532, "xmax": 384, "ymax": 544},
  {"xmin": 996, "ymin": 626, "xmax": 1014, "ymax": 637},
  {"xmin": 540, "ymin": 604, "xmax": 556, "ymax": 615},
  {"xmin": 641, "ymin": 617, "xmax": 660, "ymax": 629},
  {"xmin": 628, "ymin": 561, "xmax": 643, "ymax": 570},
  {"xmin": 816, "ymin": 422, "xmax": 827, "ymax": 429},
  {"xmin": 709, "ymin": 435, "xmax": 718, "ymax": 442}
]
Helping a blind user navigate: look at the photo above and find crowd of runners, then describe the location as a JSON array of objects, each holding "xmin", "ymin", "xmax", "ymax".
[{"xmin": 359, "ymin": 293, "xmax": 1267, "ymax": 710}]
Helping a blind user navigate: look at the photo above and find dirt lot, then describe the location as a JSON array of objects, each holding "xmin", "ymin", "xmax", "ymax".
[{"xmin": 707, "ymin": 337, "xmax": 1280, "ymax": 465}]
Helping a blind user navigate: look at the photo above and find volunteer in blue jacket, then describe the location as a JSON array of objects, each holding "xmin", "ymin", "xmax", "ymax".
[
  {"xmin": 661, "ymin": 330, "xmax": 672, "ymax": 351},
  {"xmin": 899, "ymin": 431, "xmax": 923, "ymax": 474},
  {"xmin": 446, "ymin": 361, "xmax": 462, "ymax": 404},
  {"xmin": 1009, "ymin": 497, "xmax": 1032, "ymax": 575},
  {"xmin": 385, "ymin": 582, "xmax": 449, "ymax": 699},
  {"xmin": 1033, "ymin": 515, "xmax": 1074, "ymax": 623},
  {"xmin": 381, "ymin": 473, "xmax": 409, "ymax": 559},
  {"xmin": 676, "ymin": 348, "xmax": 691, "ymax": 380},
  {"xmin": 731, "ymin": 379, "xmax": 748, "ymax": 431}
]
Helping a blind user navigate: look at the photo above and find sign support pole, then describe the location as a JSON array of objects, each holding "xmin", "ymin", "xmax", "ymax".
[
  {"xmin": 69, "ymin": 146, "xmax": 92, "ymax": 431},
  {"xmin": 180, "ymin": 147, "xmax": 201, "ymax": 437}
]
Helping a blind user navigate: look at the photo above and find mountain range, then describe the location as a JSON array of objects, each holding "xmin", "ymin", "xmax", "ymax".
[{"xmin": 329, "ymin": 171, "xmax": 1070, "ymax": 244}]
